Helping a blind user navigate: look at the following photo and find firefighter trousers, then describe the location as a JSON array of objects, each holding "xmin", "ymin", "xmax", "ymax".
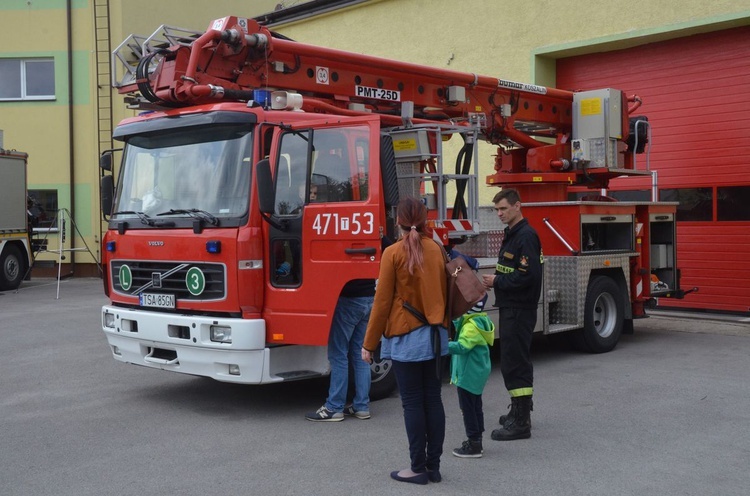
[{"xmin": 497, "ymin": 306, "xmax": 536, "ymax": 395}]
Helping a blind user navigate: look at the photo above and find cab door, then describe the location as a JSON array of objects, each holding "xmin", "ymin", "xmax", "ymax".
[{"xmin": 263, "ymin": 115, "xmax": 385, "ymax": 345}]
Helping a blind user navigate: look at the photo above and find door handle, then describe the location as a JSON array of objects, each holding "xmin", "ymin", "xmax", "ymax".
[{"xmin": 345, "ymin": 247, "xmax": 376, "ymax": 255}]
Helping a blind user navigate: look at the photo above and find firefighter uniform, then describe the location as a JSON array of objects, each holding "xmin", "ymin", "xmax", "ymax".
[{"xmin": 490, "ymin": 218, "xmax": 543, "ymax": 440}]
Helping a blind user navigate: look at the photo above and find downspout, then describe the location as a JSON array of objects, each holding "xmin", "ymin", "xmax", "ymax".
[{"xmin": 66, "ymin": 0, "xmax": 76, "ymax": 276}]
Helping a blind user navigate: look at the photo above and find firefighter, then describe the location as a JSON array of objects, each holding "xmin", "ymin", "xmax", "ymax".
[{"xmin": 481, "ymin": 188, "xmax": 543, "ymax": 441}]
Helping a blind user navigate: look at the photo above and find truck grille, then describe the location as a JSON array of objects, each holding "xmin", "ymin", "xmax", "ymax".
[{"xmin": 111, "ymin": 260, "xmax": 225, "ymax": 301}]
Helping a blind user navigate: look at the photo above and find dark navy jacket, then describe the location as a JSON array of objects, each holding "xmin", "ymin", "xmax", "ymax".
[{"xmin": 492, "ymin": 218, "xmax": 543, "ymax": 309}]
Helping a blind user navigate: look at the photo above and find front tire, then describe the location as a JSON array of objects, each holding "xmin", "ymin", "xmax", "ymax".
[
  {"xmin": 575, "ymin": 275, "xmax": 624, "ymax": 353},
  {"xmin": 0, "ymin": 244, "xmax": 25, "ymax": 291},
  {"xmin": 368, "ymin": 343, "xmax": 396, "ymax": 400}
]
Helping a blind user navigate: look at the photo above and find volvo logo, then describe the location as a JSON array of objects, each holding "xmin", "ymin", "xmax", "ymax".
[{"xmin": 148, "ymin": 241, "xmax": 164, "ymax": 246}]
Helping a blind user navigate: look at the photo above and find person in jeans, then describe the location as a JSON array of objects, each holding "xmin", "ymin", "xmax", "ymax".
[
  {"xmin": 449, "ymin": 294, "xmax": 495, "ymax": 458},
  {"xmin": 361, "ymin": 197, "xmax": 449, "ymax": 485},
  {"xmin": 306, "ymin": 280, "xmax": 375, "ymax": 421}
]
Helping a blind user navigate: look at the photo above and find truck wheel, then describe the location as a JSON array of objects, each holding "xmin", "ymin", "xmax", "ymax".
[
  {"xmin": 577, "ymin": 275, "xmax": 624, "ymax": 353},
  {"xmin": 368, "ymin": 343, "xmax": 396, "ymax": 400},
  {"xmin": 0, "ymin": 244, "xmax": 26, "ymax": 291}
]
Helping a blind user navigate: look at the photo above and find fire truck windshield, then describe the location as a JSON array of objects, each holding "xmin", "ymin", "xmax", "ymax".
[{"xmin": 112, "ymin": 123, "xmax": 253, "ymax": 225}]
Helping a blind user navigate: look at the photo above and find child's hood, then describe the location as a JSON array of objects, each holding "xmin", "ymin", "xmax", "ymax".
[{"xmin": 458, "ymin": 313, "xmax": 495, "ymax": 346}]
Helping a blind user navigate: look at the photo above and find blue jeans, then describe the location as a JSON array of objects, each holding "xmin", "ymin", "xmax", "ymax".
[
  {"xmin": 325, "ymin": 296, "xmax": 373, "ymax": 413},
  {"xmin": 393, "ymin": 359, "xmax": 445, "ymax": 473}
]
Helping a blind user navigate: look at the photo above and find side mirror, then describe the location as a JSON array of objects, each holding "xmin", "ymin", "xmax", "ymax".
[
  {"xmin": 101, "ymin": 175, "xmax": 114, "ymax": 217},
  {"xmin": 256, "ymin": 158, "xmax": 275, "ymax": 214},
  {"xmin": 100, "ymin": 152, "xmax": 112, "ymax": 172}
]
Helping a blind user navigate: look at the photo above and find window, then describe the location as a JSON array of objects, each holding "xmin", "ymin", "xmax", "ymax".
[
  {"xmin": 0, "ymin": 58, "xmax": 55, "ymax": 101},
  {"xmin": 27, "ymin": 189, "xmax": 58, "ymax": 230},
  {"xmin": 274, "ymin": 130, "xmax": 310, "ymax": 216},
  {"xmin": 273, "ymin": 125, "xmax": 370, "ymax": 214},
  {"xmin": 660, "ymin": 188, "xmax": 712, "ymax": 221},
  {"xmin": 310, "ymin": 127, "xmax": 368, "ymax": 203},
  {"xmin": 355, "ymin": 138, "xmax": 370, "ymax": 199},
  {"xmin": 717, "ymin": 186, "xmax": 750, "ymax": 221},
  {"xmin": 271, "ymin": 239, "xmax": 301, "ymax": 287},
  {"xmin": 114, "ymin": 124, "xmax": 253, "ymax": 219}
]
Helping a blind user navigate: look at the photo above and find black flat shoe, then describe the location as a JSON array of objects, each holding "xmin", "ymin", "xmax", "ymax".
[
  {"xmin": 390, "ymin": 470, "xmax": 429, "ymax": 485},
  {"xmin": 427, "ymin": 469, "xmax": 442, "ymax": 483}
]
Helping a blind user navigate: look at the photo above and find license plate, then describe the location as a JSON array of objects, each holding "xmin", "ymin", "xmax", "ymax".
[{"xmin": 139, "ymin": 293, "xmax": 175, "ymax": 309}]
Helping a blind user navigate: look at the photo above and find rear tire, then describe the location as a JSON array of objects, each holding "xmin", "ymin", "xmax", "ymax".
[
  {"xmin": 0, "ymin": 244, "xmax": 26, "ymax": 291},
  {"xmin": 575, "ymin": 275, "xmax": 624, "ymax": 353}
]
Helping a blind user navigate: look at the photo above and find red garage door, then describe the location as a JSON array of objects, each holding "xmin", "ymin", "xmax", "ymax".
[{"xmin": 557, "ymin": 26, "xmax": 750, "ymax": 313}]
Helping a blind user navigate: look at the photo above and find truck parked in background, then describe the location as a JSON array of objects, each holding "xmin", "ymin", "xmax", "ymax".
[{"xmin": 0, "ymin": 149, "xmax": 36, "ymax": 291}]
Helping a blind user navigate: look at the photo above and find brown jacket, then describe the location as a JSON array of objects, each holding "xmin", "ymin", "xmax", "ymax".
[{"xmin": 363, "ymin": 236, "xmax": 448, "ymax": 351}]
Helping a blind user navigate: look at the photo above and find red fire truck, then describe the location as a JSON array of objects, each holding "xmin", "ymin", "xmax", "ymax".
[{"xmin": 100, "ymin": 16, "xmax": 693, "ymax": 396}]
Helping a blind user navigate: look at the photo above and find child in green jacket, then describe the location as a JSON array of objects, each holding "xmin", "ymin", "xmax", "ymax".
[{"xmin": 449, "ymin": 294, "xmax": 495, "ymax": 458}]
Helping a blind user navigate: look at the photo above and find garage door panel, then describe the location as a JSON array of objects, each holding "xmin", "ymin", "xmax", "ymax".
[
  {"xmin": 557, "ymin": 26, "xmax": 750, "ymax": 313},
  {"xmin": 645, "ymin": 90, "xmax": 750, "ymax": 111}
]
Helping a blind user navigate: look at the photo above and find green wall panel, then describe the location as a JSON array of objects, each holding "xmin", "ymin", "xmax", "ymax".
[
  {"xmin": 73, "ymin": 183, "xmax": 92, "ymax": 237},
  {"xmin": 0, "ymin": 0, "xmax": 87, "ymax": 10}
]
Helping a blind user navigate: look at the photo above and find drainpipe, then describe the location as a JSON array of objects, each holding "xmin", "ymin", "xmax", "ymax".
[{"xmin": 66, "ymin": 0, "xmax": 76, "ymax": 276}]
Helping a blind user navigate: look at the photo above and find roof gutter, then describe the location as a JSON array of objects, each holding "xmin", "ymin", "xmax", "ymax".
[{"xmin": 66, "ymin": 0, "xmax": 76, "ymax": 276}]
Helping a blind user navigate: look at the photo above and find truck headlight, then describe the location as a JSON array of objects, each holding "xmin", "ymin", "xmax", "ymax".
[
  {"xmin": 210, "ymin": 325, "xmax": 232, "ymax": 343},
  {"xmin": 104, "ymin": 312, "xmax": 115, "ymax": 329}
]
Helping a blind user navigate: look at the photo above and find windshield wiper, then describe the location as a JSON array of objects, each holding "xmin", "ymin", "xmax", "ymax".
[
  {"xmin": 112, "ymin": 210, "xmax": 155, "ymax": 226},
  {"xmin": 156, "ymin": 209, "xmax": 219, "ymax": 226}
]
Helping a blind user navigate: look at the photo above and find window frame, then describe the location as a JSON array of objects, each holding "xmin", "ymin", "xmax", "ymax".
[
  {"xmin": 0, "ymin": 58, "xmax": 56, "ymax": 101},
  {"xmin": 27, "ymin": 188, "xmax": 59, "ymax": 232}
]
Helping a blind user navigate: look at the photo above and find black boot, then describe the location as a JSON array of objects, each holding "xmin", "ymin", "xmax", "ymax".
[
  {"xmin": 491, "ymin": 396, "xmax": 532, "ymax": 441},
  {"xmin": 498, "ymin": 397, "xmax": 533, "ymax": 427}
]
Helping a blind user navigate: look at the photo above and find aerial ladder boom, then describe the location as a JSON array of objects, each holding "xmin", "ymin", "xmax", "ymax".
[{"xmin": 113, "ymin": 15, "xmax": 648, "ymax": 201}]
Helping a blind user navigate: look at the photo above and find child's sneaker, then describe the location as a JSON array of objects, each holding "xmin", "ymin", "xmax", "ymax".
[
  {"xmin": 452, "ymin": 439, "xmax": 483, "ymax": 458},
  {"xmin": 305, "ymin": 406, "xmax": 344, "ymax": 422},
  {"xmin": 343, "ymin": 404, "xmax": 371, "ymax": 419}
]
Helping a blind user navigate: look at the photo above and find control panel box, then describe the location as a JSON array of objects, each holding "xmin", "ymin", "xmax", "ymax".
[{"xmin": 572, "ymin": 88, "xmax": 623, "ymax": 168}]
